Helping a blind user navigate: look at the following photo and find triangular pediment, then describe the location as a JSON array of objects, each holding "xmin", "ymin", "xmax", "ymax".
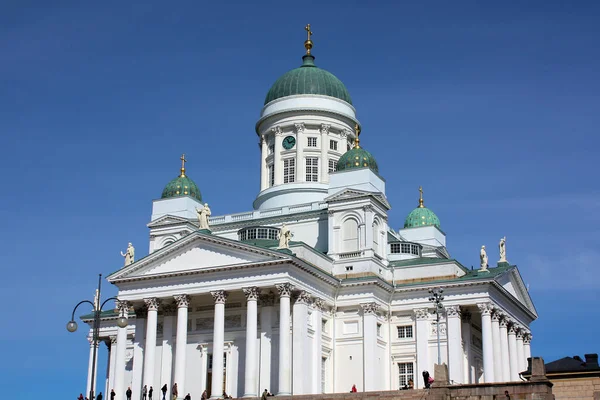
[
  {"xmin": 107, "ymin": 232, "xmax": 290, "ymax": 281},
  {"xmin": 147, "ymin": 214, "xmax": 192, "ymax": 228},
  {"xmin": 326, "ymin": 188, "xmax": 391, "ymax": 209},
  {"xmin": 496, "ymin": 267, "xmax": 537, "ymax": 317}
]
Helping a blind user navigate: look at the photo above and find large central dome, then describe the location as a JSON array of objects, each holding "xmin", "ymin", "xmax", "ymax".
[{"xmin": 264, "ymin": 54, "xmax": 352, "ymax": 105}]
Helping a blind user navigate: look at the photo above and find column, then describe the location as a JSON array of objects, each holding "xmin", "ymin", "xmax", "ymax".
[
  {"xmin": 131, "ymin": 308, "xmax": 147, "ymax": 400},
  {"xmin": 446, "ymin": 306, "xmax": 463, "ymax": 384},
  {"xmin": 461, "ymin": 311, "xmax": 472, "ymax": 383},
  {"xmin": 491, "ymin": 310, "xmax": 502, "ymax": 382},
  {"xmin": 312, "ymin": 299, "xmax": 324, "ymax": 394},
  {"xmin": 293, "ymin": 290, "xmax": 311, "ymax": 394},
  {"xmin": 340, "ymin": 129, "xmax": 349, "ymax": 152},
  {"xmin": 523, "ymin": 333, "xmax": 532, "ymax": 368},
  {"xmin": 295, "ymin": 123, "xmax": 305, "ymax": 182},
  {"xmin": 86, "ymin": 338, "xmax": 98, "ymax": 398},
  {"xmin": 143, "ymin": 298, "xmax": 159, "ymax": 390},
  {"xmin": 414, "ymin": 309, "xmax": 430, "ymax": 389},
  {"xmin": 160, "ymin": 304, "xmax": 176, "ymax": 393},
  {"xmin": 477, "ymin": 303, "xmax": 494, "ymax": 383},
  {"xmin": 260, "ymin": 135, "xmax": 268, "ymax": 191},
  {"xmin": 105, "ymin": 341, "xmax": 112, "ymax": 396},
  {"xmin": 499, "ymin": 316, "xmax": 510, "ymax": 382},
  {"xmin": 259, "ymin": 292, "xmax": 275, "ymax": 394},
  {"xmin": 243, "ymin": 287, "xmax": 260, "ymax": 397},
  {"xmin": 276, "ymin": 283, "xmax": 293, "ymax": 395},
  {"xmin": 108, "ymin": 336, "xmax": 117, "ymax": 393},
  {"xmin": 114, "ymin": 300, "xmax": 129, "ymax": 399},
  {"xmin": 273, "ymin": 126, "xmax": 283, "ymax": 185},
  {"xmin": 210, "ymin": 290, "xmax": 228, "ymax": 399},
  {"xmin": 320, "ymin": 124, "xmax": 330, "ymax": 182},
  {"xmin": 516, "ymin": 328, "xmax": 525, "ymax": 375},
  {"xmin": 507, "ymin": 323, "xmax": 518, "ymax": 381},
  {"xmin": 362, "ymin": 302, "xmax": 379, "ymax": 391},
  {"xmin": 173, "ymin": 294, "xmax": 190, "ymax": 399}
]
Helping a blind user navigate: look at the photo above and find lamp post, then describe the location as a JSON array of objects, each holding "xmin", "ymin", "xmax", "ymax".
[
  {"xmin": 428, "ymin": 287, "xmax": 444, "ymax": 365},
  {"xmin": 66, "ymin": 274, "xmax": 128, "ymax": 400}
]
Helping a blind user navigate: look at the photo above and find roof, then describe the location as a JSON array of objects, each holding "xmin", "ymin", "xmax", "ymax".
[
  {"xmin": 404, "ymin": 206, "xmax": 440, "ymax": 229},
  {"xmin": 545, "ymin": 355, "xmax": 600, "ymax": 374},
  {"xmin": 264, "ymin": 54, "xmax": 352, "ymax": 105},
  {"xmin": 336, "ymin": 147, "xmax": 379, "ymax": 174},
  {"xmin": 161, "ymin": 175, "xmax": 202, "ymax": 202}
]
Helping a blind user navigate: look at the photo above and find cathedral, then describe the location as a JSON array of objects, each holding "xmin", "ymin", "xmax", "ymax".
[{"xmin": 82, "ymin": 26, "xmax": 537, "ymax": 400}]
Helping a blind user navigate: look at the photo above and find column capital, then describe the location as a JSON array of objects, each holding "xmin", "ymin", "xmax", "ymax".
[
  {"xmin": 259, "ymin": 291, "xmax": 276, "ymax": 306},
  {"xmin": 313, "ymin": 298, "xmax": 326, "ymax": 311},
  {"xmin": 414, "ymin": 308, "xmax": 429, "ymax": 320},
  {"xmin": 523, "ymin": 333, "xmax": 532, "ymax": 344},
  {"xmin": 499, "ymin": 316, "xmax": 509, "ymax": 328},
  {"xmin": 294, "ymin": 290, "xmax": 312, "ymax": 305},
  {"xmin": 320, "ymin": 123, "xmax": 330, "ymax": 135},
  {"xmin": 243, "ymin": 287, "xmax": 261, "ymax": 301},
  {"xmin": 276, "ymin": 283, "xmax": 294, "ymax": 298},
  {"xmin": 445, "ymin": 305, "xmax": 462, "ymax": 318},
  {"xmin": 340, "ymin": 129, "xmax": 349, "ymax": 139},
  {"xmin": 508, "ymin": 324, "xmax": 518, "ymax": 335},
  {"xmin": 461, "ymin": 310, "xmax": 472, "ymax": 323},
  {"xmin": 211, "ymin": 290, "xmax": 228, "ymax": 304},
  {"xmin": 360, "ymin": 302, "xmax": 379, "ymax": 315},
  {"xmin": 294, "ymin": 122, "xmax": 305, "ymax": 134},
  {"xmin": 144, "ymin": 297, "xmax": 160, "ymax": 311},
  {"xmin": 516, "ymin": 329, "xmax": 524, "ymax": 340},
  {"xmin": 477, "ymin": 302, "xmax": 493, "ymax": 316},
  {"xmin": 174, "ymin": 294, "xmax": 191, "ymax": 308},
  {"xmin": 272, "ymin": 126, "xmax": 283, "ymax": 136},
  {"xmin": 116, "ymin": 300, "xmax": 130, "ymax": 314},
  {"xmin": 491, "ymin": 310, "xmax": 502, "ymax": 322},
  {"xmin": 110, "ymin": 335, "xmax": 117, "ymax": 345}
]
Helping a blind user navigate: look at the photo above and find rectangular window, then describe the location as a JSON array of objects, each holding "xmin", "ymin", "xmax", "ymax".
[
  {"xmin": 401, "ymin": 243, "xmax": 411, "ymax": 254},
  {"xmin": 306, "ymin": 157, "xmax": 318, "ymax": 181},
  {"xmin": 283, "ymin": 158, "xmax": 295, "ymax": 183},
  {"xmin": 345, "ymin": 266, "xmax": 353, "ymax": 271},
  {"xmin": 397, "ymin": 325, "xmax": 413, "ymax": 339},
  {"xmin": 390, "ymin": 243, "xmax": 400, "ymax": 254},
  {"xmin": 411, "ymin": 244, "xmax": 420, "ymax": 255},
  {"xmin": 377, "ymin": 323, "xmax": 382, "ymax": 337},
  {"xmin": 328, "ymin": 159, "xmax": 337, "ymax": 173},
  {"xmin": 329, "ymin": 140, "xmax": 338, "ymax": 151},
  {"xmin": 308, "ymin": 137, "xmax": 317, "ymax": 147},
  {"xmin": 398, "ymin": 362, "xmax": 414, "ymax": 387},
  {"xmin": 269, "ymin": 164, "xmax": 274, "ymax": 187}
]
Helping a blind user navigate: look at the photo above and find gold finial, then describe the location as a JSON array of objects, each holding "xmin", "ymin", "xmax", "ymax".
[
  {"xmin": 354, "ymin": 123, "xmax": 361, "ymax": 148},
  {"xmin": 180, "ymin": 153, "xmax": 187, "ymax": 177},
  {"xmin": 304, "ymin": 24, "xmax": 313, "ymax": 55},
  {"xmin": 418, "ymin": 186, "xmax": 425, "ymax": 208}
]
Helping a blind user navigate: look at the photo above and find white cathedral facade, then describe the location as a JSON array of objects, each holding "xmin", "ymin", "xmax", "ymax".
[{"xmin": 82, "ymin": 30, "xmax": 537, "ymax": 400}]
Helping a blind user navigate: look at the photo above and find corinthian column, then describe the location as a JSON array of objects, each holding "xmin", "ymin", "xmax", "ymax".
[
  {"xmin": 312, "ymin": 298, "xmax": 325, "ymax": 394},
  {"xmin": 491, "ymin": 310, "xmax": 502, "ymax": 382},
  {"xmin": 523, "ymin": 333, "xmax": 532, "ymax": 368},
  {"xmin": 414, "ymin": 309, "xmax": 430, "ymax": 389},
  {"xmin": 143, "ymin": 298, "xmax": 159, "ymax": 390},
  {"xmin": 260, "ymin": 135, "xmax": 268, "ymax": 191},
  {"xmin": 461, "ymin": 311, "xmax": 473, "ymax": 383},
  {"xmin": 86, "ymin": 337, "xmax": 99, "ymax": 398},
  {"xmin": 362, "ymin": 302, "xmax": 379, "ymax": 391},
  {"xmin": 273, "ymin": 126, "xmax": 283, "ymax": 185},
  {"xmin": 114, "ymin": 300, "xmax": 129, "ymax": 399},
  {"xmin": 477, "ymin": 303, "xmax": 494, "ymax": 382},
  {"xmin": 507, "ymin": 323, "xmax": 518, "ymax": 381},
  {"xmin": 295, "ymin": 123, "xmax": 305, "ymax": 183},
  {"xmin": 446, "ymin": 306, "xmax": 463, "ymax": 384},
  {"xmin": 499, "ymin": 316, "xmax": 510, "ymax": 382},
  {"xmin": 320, "ymin": 124, "xmax": 330, "ymax": 182},
  {"xmin": 258, "ymin": 292, "xmax": 275, "ymax": 394},
  {"xmin": 292, "ymin": 290, "xmax": 311, "ymax": 394},
  {"xmin": 210, "ymin": 290, "xmax": 228, "ymax": 400},
  {"xmin": 516, "ymin": 328, "xmax": 525, "ymax": 375},
  {"xmin": 243, "ymin": 287, "xmax": 260, "ymax": 397},
  {"xmin": 276, "ymin": 283, "xmax": 293, "ymax": 395},
  {"xmin": 173, "ymin": 294, "xmax": 190, "ymax": 399}
]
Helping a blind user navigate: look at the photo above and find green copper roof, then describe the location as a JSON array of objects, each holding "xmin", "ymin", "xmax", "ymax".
[
  {"xmin": 336, "ymin": 146, "xmax": 379, "ymax": 173},
  {"xmin": 265, "ymin": 54, "xmax": 352, "ymax": 105},
  {"xmin": 404, "ymin": 206, "xmax": 440, "ymax": 229},
  {"xmin": 161, "ymin": 175, "xmax": 202, "ymax": 201}
]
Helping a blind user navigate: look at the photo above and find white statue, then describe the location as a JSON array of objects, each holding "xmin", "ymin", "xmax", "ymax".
[
  {"xmin": 278, "ymin": 224, "xmax": 292, "ymax": 249},
  {"xmin": 121, "ymin": 242, "xmax": 135, "ymax": 266},
  {"xmin": 196, "ymin": 203, "xmax": 211, "ymax": 230},
  {"xmin": 499, "ymin": 236, "xmax": 507, "ymax": 262},
  {"xmin": 480, "ymin": 245, "xmax": 488, "ymax": 271}
]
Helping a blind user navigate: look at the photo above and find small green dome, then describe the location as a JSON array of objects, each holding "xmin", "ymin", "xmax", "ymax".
[
  {"xmin": 336, "ymin": 146, "xmax": 379, "ymax": 174},
  {"xmin": 403, "ymin": 188, "xmax": 440, "ymax": 229},
  {"xmin": 265, "ymin": 55, "xmax": 352, "ymax": 105},
  {"xmin": 161, "ymin": 175, "xmax": 202, "ymax": 201}
]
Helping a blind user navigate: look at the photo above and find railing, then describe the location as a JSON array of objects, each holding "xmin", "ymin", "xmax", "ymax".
[
  {"xmin": 339, "ymin": 251, "xmax": 364, "ymax": 259},
  {"xmin": 210, "ymin": 201, "xmax": 326, "ymax": 225}
]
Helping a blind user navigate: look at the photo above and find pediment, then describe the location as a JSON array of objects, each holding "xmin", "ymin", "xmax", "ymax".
[
  {"xmin": 108, "ymin": 232, "xmax": 289, "ymax": 281},
  {"xmin": 326, "ymin": 188, "xmax": 391, "ymax": 209},
  {"xmin": 496, "ymin": 267, "xmax": 537, "ymax": 317},
  {"xmin": 147, "ymin": 214, "xmax": 192, "ymax": 228}
]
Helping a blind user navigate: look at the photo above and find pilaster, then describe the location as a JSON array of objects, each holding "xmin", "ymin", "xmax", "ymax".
[
  {"xmin": 292, "ymin": 290, "xmax": 311, "ymax": 394},
  {"xmin": 446, "ymin": 305, "xmax": 463, "ymax": 384},
  {"xmin": 414, "ymin": 308, "xmax": 430, "ymax": 389},
  {"xmin": 361, "ymin": 302, "xmax": 379, "ymax": 391}
]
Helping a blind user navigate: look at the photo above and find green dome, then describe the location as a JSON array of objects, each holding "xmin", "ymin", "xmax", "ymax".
[
  {"xmin": 265, "ymin": 55, "xmax": 352, "ymax": 105},
  {"xmin": 404, "ymin": 207, "xmax": 441, "ymax": 229},
  {"xmin": 336, "ymin": 146, "xmax": 379, "ymax": 174},
  {"xmin": 161, "ymin": 174, "xmax": 202, "ymax": 202}
]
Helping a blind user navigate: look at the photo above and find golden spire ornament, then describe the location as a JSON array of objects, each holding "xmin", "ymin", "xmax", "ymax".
[
  {"xmin": 354, "ymin": 123, "xmax": 361, "ymax": 148},
  {"xmin": 180, "ymin": 153, "xmax": 187, "ymax": 177},
  {"xmin": 304, "ymin": 24, "xmax": 313, "ymax": 55},
  {"xmin": 418, "ymin": 186, "xmax": 425, "ymax": 208}
]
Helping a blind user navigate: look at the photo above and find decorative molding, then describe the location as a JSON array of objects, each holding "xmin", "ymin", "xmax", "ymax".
[
  {"xmin": 340, "ymin": 129, "xmax": 349, "ymax": 139},
  {"xmin": 272, "ymin": 126, "xmax": 283, "ymax": 136},
  {"xmin": 431, "ymin": 322, "xmax": 447, "ymax": 337},
  {"xmin": 116, "ymin": 300, "xmax": 129, "ymax": 314},
  {"xmin": 477, "ymin": 302, "xmax": 493, "ymax": 316},
  {"xmin": 211, "ymin": 290, "xmax": 228, "ymax": 304},
  {"xmin": 110, "ymin": 336, "xmax": 117, "ymax": 345},
  {"xmin": 259, "ymin": 291, "xmax": 276, "ymax": 307},
  {"xmin": 144, "ymin": 298, "xmax": 160, "ymax": 312},
  {"xmin": 295, "ymin": 290, "xmax": 312, "ymax": 305},
  {"xmin": 174, "ymin": 294, "xmax": 191, "ymax": 308},
  {"xmin": 243, "ymin": 287, "xmax": 261, "ymax": 301},
  {"xmin": 461, "ymin": 310, "xmax": 472, "ymax": 323},
  {"xmin": 414, "ymin": 308, "xmax": 429, "ymax": 320},
  {"xmin": 499, "ymin": 316, "xmax": 509, "ymax": 328},
  {"xmin": 508, "ymin": 324, "xmax": 518, "ymax": 335},
  {"xmin": 523, "ymin": 333, "xmax": 532, "ymax": 344},
  {"xmin": 294, "ymin": 123, "xmax": 305, "ymax": 134},
  {"xmin": 313, "ymin": 298, "xmax": 325, "ymax": 311},
  {"xmin": 360, "ymin": 302, "xmax": 379, "ymax": 315},
  {"xmin": 446, "ymin": 305, "xmax": 461, "ymax": 318},
  {"xmin": 276, "ymin": 283, "xmax": 294, "ymax": 298},
  {"xmin": 491, "ymin": 310, "xmax": 502, "ymax": 322},
  {"xmin": 320, "ymin": 124, "xmax": 330, "ymax": 135}
]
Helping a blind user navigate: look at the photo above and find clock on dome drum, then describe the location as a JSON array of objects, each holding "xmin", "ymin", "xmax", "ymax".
[{"xmin": 282, "ymin": 136, "xmax": 296, "ymax": 150}]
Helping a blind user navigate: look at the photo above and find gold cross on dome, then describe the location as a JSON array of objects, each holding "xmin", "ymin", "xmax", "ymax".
[
  {"xmin": 180, "ymin": 153, "xmax": 187, "ymax": 177},
  {"xmin": 305, "ymin": 24, "xmax": 312, "ymax": 41},
  {"xmin": 419, "ymin": 186, "xmax": 424, "ymax": 208}
]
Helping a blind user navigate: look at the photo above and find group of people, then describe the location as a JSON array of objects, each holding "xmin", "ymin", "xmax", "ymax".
[{"xmin": 81, "ymin": 383, "xmax": 191, "ymax": 400}]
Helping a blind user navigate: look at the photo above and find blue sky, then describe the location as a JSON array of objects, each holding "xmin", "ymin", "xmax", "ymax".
[{"xmin": 1, "ymin": 1, "xmax": 598, "ymax": 397}]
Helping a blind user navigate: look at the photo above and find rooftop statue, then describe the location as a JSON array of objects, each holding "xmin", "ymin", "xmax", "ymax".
[
  {"xmin": 121, "ymin": 242, "xmax": 135, "ymax": 267},
  {"xmin": 278, "ymin": 224, "xmax": 292, "ymax": 249},
  {"xmin": 499, "ymin": 236, "xmax": 507, "ymax": 263},
  {"xmin": 480, "ymin": 245, "xmax": 488, "ymax": 271},
  {"xmin": 196, "ymin": 203, "xmax": 211, "ymax": 230}
]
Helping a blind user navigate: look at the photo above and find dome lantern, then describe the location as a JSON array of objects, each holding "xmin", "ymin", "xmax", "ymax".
[
  {"xmin": 161, "ymin": 154, "xmax": 202, "ymax": 202},
  {"xmin": 336, "ymin": 124, "xmax": 379, "ymax": 173},
  {"xmin": 404, "ymin": 186, "xmax": 441, "ymax": 229}
]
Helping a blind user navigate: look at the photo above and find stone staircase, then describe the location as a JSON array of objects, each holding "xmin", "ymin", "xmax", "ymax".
[{"xmin": 242, "ymin": 390, "xmax": 442, "ymax": 400}]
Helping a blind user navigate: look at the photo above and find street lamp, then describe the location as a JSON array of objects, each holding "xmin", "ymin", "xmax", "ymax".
[
  {"xmin": 428, "ymin": 287, "xmax": 444, "ymax": 365},
  {"xmin": 66, "ymin": 274, "xmax": 127, "ymax": 400}
]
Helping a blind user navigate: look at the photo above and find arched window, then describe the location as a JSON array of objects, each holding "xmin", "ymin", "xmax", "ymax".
[{"xmin": 342, "ymin": 218, "xmax": 359, "ymax": 252}]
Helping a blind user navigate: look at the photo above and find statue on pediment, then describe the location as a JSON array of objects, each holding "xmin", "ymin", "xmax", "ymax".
[
  {"xmin": 121, "ymin": 242, "xmax": 135, "ymax": 267},
  {"xmin": 499, "ymin": 236, "xmax": 507, "ymax": 263},
  {"xmin": 278, "ymin": 224, "xmax": 292, "ymax": 249},
  {"xmin": 480, "ymin": 245, "xmax": 488, "ymax": 271},
  {"xmin": 196, "ymin": 203, "xmax": 211, "ymax": 230}
]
